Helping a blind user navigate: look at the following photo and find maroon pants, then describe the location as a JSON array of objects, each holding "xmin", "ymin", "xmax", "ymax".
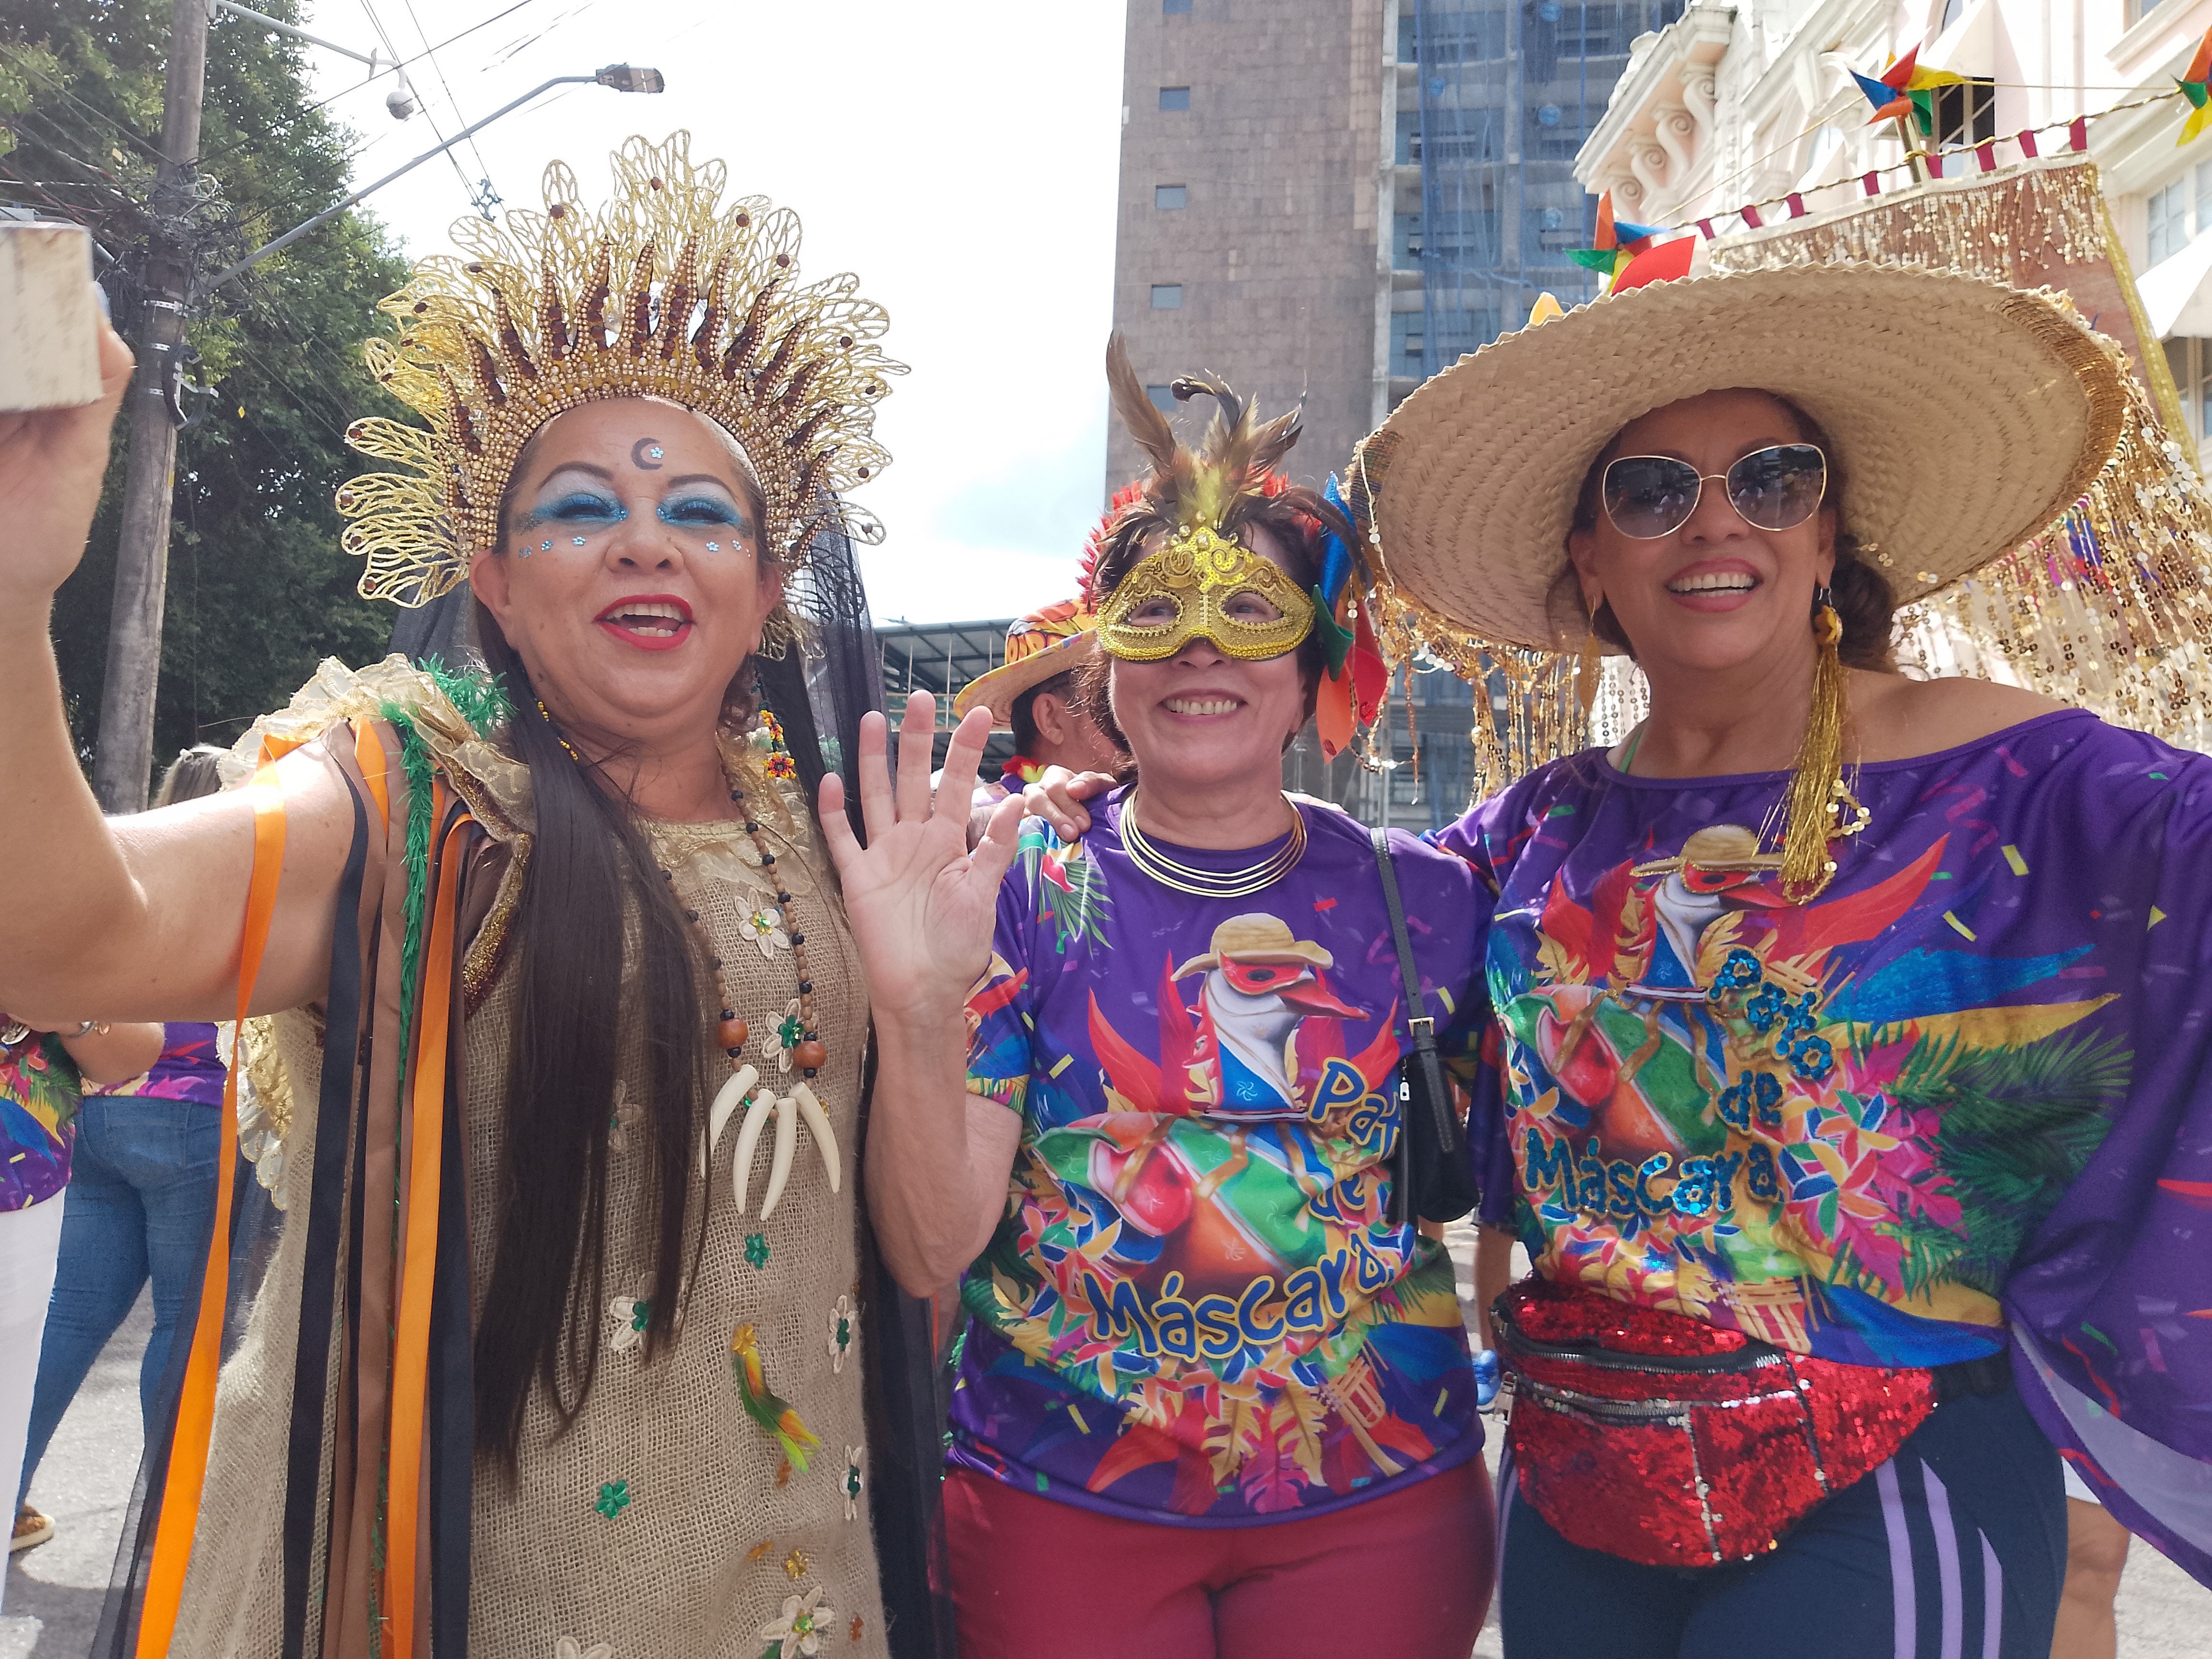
[{"xmin": 945, "ymin": 1455, "xmax": 1495, "ymax": 1659}]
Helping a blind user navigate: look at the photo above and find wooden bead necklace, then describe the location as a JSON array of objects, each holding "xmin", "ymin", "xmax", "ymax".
[{"xmin": 539, "ymin": 697, "xmax": 840, "ymax": 1216}]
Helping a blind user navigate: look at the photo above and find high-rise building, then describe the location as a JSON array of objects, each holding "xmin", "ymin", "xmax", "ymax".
[
  {"xmin": 1107, "ymin": 0, "xmax": 1389, "ymax": 493},
  {"xmin": 1108, "ymin": 0, "xmax": 1669, "ymax": 824},
  {"xmin": 1108, "ymin": 0, "xmax": 1681, "ymax": 497}
]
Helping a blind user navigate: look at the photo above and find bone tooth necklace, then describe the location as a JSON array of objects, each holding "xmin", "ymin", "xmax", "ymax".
[
  {"xmin": 539, "ymin": 698, "xmax": 839, "ymax": 1217},
  {"xmin": 685, "ymin": 767, "xmax": 842, "ymax": 1219}
]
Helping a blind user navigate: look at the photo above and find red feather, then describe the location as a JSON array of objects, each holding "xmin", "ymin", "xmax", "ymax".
[
  {"xmin": 1768, "ymin": 836, "xmax": 1948, "ymax": 960},
  {"xmin": 1088, "ymin": 989, "xmax": 1162, "ymax": 1110}
]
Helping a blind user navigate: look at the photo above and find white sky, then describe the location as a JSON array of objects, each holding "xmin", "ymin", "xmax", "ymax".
[{"xmin": 285, "ymin": 0, "xmax": 1127, "ymax": 625}]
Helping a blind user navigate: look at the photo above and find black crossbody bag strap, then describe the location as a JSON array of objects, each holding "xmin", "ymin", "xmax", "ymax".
[{"xmin": 1370, "ymin": 827, "xmax": 1465, "ymax": 1224}]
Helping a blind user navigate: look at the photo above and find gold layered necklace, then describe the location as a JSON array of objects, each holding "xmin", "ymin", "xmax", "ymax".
[{"xmin": 1119, "ymin": 789, "xmax": 1308, "ymax": 898}]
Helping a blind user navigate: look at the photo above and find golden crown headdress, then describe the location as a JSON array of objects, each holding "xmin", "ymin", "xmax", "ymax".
[{"xmin": 336, "ymin": 132, "xmax": 904, "ymax": 608}]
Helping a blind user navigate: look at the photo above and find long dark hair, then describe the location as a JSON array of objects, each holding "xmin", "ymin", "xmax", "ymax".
[{"xmin": 468, "ymin": 433, "xmax": 873, "ymax": 1469}]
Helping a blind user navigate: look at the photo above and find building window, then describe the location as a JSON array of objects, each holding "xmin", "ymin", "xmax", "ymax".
[
  {"xmin": 1154, "ymin": 184, "xmax": 1187, "ymax": 209},
  {"xmin": 1159, "ymin": 86, "xmax": 1190, "ymax": 111},
  {"xmin": 2165, "ymin": 338, "xmax": 2212, "ymax": 450},
  {"xmin": 1394, "ymin": 213, "xmax": 1424, "ymax": 270},
  {"xmin": 1391, "ymin": 311, "xmax": 1427, "ymax": 372},
  {"xmin": 2196, "ymin": 160, "xmax": 2212, "ymax": 240},
  {"xmin": 1930, "ymin": 78, "xmax": 1996, "ymax": 149},
  {"xmin": 1163, "ymin": 0, "xmax": 1193, "ymax": 12},
  {"xmin": 1151, "ymin": 284, "xmax": 1184, "ymax": 309},
  {"xmin": 1396, "ymin": 109, "xmax": 1423, "ymax": 164},
  {"xmin": 1146, "ymin": 384, "xmax": 1178, "ymax": 412},
  {"xmin": 2150, "ymin": 178, "xmax": 2188, "ymax": 266}
]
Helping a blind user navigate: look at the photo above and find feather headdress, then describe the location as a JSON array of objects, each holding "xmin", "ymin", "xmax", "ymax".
[{"xmin": 1095, "ymin": 336, "xmax": 1379, "ymax": 755}]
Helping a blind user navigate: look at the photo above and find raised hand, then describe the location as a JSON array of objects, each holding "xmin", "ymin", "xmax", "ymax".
[
  {"xmin": 0, "ymin": 293, "xmax": 134, "ymax": 607},
  {"xmin": 819, "ymin": 691, "xmax": 1023, "ymax": 1029}
]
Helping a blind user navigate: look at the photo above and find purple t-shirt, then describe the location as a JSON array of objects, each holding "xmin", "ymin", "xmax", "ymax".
[
  {"xmin": 87, "ymin": 1022, "xmax": 226, "ymax": 1106},
  {"xmin": 0, "ymin": 1035, "xmax": 78, "ymax": 1211},
  {"xmin": 1435, "ymin": 710, "xmax": 2212, "ymax": 1581},
  {"xmin": 954, "ymin": 793, "xmax": 1490, "ymax": 1525}
]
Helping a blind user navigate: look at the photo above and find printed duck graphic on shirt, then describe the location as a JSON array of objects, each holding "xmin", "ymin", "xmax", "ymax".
[{"xmin": 959, "ymin": 818, "xmax": 1481, "ymax": 1522}]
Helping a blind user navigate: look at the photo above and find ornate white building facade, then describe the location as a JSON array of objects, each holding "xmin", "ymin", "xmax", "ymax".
[{"xmin": 1574, "ymin": 0, "xmax": 2212, "ymax": 445}]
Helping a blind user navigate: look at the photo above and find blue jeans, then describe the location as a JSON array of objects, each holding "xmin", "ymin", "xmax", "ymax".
[{"xmin": 16, "ymin": 1096, "xmax": 219, "ymax": 1506}]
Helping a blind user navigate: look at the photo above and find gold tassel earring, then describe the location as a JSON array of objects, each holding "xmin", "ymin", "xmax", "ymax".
[
  {"xmin": 1575, "ymin": 607, "xmax": 1603, "ymax": 717},
  {"xmin": 1778, "ymin": 583, "xmax": 1866, "ymax": 902}
]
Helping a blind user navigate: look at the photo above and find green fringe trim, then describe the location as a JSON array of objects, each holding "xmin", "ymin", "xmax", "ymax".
[
  {"xmin": 380, "ymin": 704, "xmax": 436, "ymax": 1082},
  {"xmin": 419, "ymin": 654, "xmax": 514, "ymax": 738}
]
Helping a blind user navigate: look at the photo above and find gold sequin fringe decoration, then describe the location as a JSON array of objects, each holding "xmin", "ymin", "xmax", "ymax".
[
  {"xmin": 1352, "ymin": 436, "xmax": 1647, "ymax": 804},
  {"xmin": 1713, "ymin": 155, "xmax": 2212, "ymax": 755}
]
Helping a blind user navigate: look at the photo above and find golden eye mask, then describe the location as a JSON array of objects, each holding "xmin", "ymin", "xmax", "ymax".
[{"xmin": 1097, "ymin": 528, "xmax": 1316, "ymax": 662}]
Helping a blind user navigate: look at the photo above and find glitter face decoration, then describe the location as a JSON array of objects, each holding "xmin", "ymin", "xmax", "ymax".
[{"xmin": 1096, "ymin": 527, "xmax": 1317, "ymax": 662}]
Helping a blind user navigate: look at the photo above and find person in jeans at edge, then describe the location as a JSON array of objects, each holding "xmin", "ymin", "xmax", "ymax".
[
  {"xmin": 2, "ymin": 1015, "xmax": 165, "ymax": 1586},
  {"xmin": 14, "ymin": 746, "xmax": 230, "ymax": 1555},
  {"xmin": 831, "ymin": 338, "xmax": 1497, "ymax": 1659}
]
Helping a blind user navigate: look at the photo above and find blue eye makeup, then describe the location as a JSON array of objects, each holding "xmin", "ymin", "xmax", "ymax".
[
  {"xmin": 659, "ymin": 493, "xmax": 746, "ymax": 530},
  {"xmin": 523, "ymin": 488, "xmax": 628, "ymax": 530}
]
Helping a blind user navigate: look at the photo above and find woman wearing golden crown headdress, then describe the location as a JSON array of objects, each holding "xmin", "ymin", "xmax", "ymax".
[
  {"xmin": 1284, "ymin": 263, "xmax": 2212, "ymax": 1656},
  {"xmin": 0, "ymin": 135, "xmax": 976, "ymax": 1659}
]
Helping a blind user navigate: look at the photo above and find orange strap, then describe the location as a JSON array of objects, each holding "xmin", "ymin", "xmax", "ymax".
[
  {"xmin": 135, "ymin": 747, "xmax": 289, "ymax": 1657},
  {"xmin": 380, "ymin": 802, "xmax": 470, "ymax": 1659},
  {"xmin": 355, "ymin": 719, "xmax": 391, "ymax": 830}
]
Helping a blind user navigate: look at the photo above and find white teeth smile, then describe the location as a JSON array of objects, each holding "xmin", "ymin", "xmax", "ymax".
[
  {"xmin": 1164, "ymin": 697, "xmax": 1238, "ymax": 716},
  {"xmin": 1667, "ymin": 572, "xmax": 1756, "ymax": 594},
  {"xmin": 607, "ymin": 601, "xmax": 688, "ymax": 634}
]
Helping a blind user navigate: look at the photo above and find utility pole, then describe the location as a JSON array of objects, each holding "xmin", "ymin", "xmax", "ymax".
[{"xmin": 91, "ymin": 0, "xmax": 210, "ymax": 813}]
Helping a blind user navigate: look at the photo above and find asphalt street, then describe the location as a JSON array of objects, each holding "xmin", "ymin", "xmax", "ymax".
[{"xmin": 4, "ymin": 1239, "xmax": 2203, "ymax": 1656}]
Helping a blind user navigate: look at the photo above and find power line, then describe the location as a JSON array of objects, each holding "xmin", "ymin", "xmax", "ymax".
[
  {"xmin": 401, "ymin": 0, "xmax": 502, "ymax": 214},
  {"xmin": 196, "ymin": 0, "xmax": 539, "ymax": 173},
  {"xmin": 356, "ymin": 0, "xmax": 480, "ymax": 209}
]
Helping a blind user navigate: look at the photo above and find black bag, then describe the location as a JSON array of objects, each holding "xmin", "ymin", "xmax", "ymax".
[{"xmin": 1370, "ymin": 827, "xmax": 1482, "ymax": 1226}]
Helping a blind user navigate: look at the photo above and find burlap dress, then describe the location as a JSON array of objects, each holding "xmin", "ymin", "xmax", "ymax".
[{"xmin": 166, "ymin": 659, "xmax": 887, "ymax": 1659}]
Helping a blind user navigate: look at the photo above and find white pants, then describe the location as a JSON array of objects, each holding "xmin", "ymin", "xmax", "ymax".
[{"xmin": 0, "ymin": 1190, "xmax": 64, "ymax": 1614}]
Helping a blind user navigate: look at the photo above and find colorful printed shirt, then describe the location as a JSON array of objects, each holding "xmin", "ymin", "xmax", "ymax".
[
  {"xmin": 952, "ymin": 793, "xmax": 1489, "ymax": 1525},
  {"xmin": 0, "ymin": 1035, "xmax": 80, "ymax": 1212},
  {"xmin": 1436, "ymin": 711, "xmax": 2212, "ymax": 1580},
  {"xmin": 87, "ymin": 1022, "xmax": 226, "ymax": 1106}
]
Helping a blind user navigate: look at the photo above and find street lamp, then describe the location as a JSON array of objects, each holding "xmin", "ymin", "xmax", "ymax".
[{"xmin": 209, "ymin": 0, "xmax": 421, "ymax": 122}]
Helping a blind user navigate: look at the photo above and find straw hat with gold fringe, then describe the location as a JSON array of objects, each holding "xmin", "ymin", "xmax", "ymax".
[{"xmin": 1350, "ymin": 261, "xmax": 2135, "ymax": 900}]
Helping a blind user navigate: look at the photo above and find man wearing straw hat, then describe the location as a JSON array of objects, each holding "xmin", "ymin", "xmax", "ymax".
[
  {"xmin": 1329, "ymin": 260, "xmax": 2212, "ymax": 1656},
  {"xmin": 950, "ymin": 595, "xmax": 1120, "ymax": 813}
]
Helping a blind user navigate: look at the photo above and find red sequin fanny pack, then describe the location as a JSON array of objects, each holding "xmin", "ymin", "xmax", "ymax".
[{"xmin": 1496, "ymin": 1279, "xmax": 1938, "ymax": 1567}]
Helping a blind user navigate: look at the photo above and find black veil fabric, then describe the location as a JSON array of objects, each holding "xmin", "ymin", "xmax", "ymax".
[{"xmin": 760, "ymin": 517, "xmax": 959, "ymax": 1659}]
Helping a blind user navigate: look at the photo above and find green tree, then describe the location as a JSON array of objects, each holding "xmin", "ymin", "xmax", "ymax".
[{"xmin": 0, "ymin": 0, "xmax": 410, "ymax": 778}]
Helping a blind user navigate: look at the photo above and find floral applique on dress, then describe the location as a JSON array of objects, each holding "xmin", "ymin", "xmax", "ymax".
[
  {"xmin": 826, "ymin": 1294, "xmax": 854, "ymax": 1373},
  {"xmin": 608, "ymin": 1293, "xmax": 649, "ymax": 1355},
  {"xmin": 607, "ymin": 1081, "xmax": 641, "ymax": 1153},
  {"xmin": 841, "ymin": 1445, "xmax": 865, "ymax": 1521},
  {"xmin": 555, "ymin": 1640, "xmax": 614, "ymax": 1659},
  {"xmin": 741, "ymin": 905, "xmax": 793, "ymax": 958},
  {"xmin": 757, "ymin": 1586, "xmax": 833, "ymax": 1658}
]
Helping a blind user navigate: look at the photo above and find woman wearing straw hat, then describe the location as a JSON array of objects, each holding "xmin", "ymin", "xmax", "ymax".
[
  {"xmin": 829, "ymin": 345, "xmax": 1498, "ymax": 1657},
  {"xmin": 1331, "ymin": 262, "xmax": 2212, "ymax": 1656}
]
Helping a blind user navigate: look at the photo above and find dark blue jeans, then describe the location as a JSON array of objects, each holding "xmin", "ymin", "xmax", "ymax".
[{"xmin": 16, "ymin": 1096, "xmax": 219, "ymax": 1506}]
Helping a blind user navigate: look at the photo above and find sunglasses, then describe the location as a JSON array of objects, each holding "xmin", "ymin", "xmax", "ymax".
[{"xmin": 1600, "ymin": 443, "xmax": 1828, "ymax": 540}]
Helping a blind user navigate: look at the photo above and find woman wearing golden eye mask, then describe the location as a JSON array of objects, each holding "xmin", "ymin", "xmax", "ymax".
[{"xmin": 833, "ymin": 337, "xmax": 1499, "ymax": 1657}]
